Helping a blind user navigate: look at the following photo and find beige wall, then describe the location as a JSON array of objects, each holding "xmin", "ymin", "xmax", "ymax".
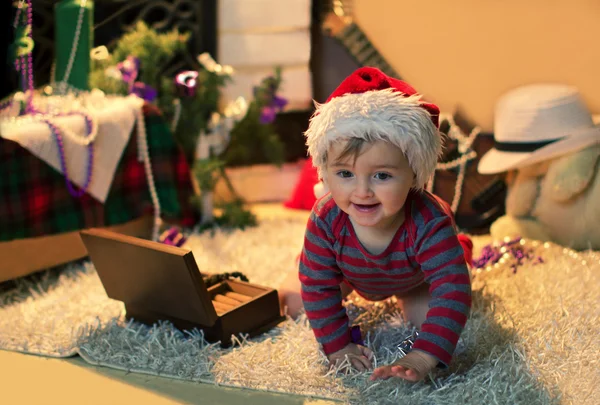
[{"xmin": 354, "ymin": 0, "xmax": 600, "ymax": 131}]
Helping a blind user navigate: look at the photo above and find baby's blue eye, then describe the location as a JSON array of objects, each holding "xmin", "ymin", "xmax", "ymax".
[
  {"xmin": 336, "ymin": 170, "xmax": 353, "ymax": 178},
  {"xmin": 374, "ymin": 172, "xmax": 391, "ymax": 180}
]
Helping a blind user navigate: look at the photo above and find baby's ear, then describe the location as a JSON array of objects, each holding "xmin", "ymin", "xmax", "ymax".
[{"xmin": 314, "ymin": 182, "xmax": 328, "ymax": 199}]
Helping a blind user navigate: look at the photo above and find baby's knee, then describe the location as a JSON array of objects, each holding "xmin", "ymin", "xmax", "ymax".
[
  {"xmin": 278, "ymin": 289, "xmax": 304, "ymax": 319},
  {"xmin": 279, "ymin": 268, "xmax": 304, "ymax": 318}
]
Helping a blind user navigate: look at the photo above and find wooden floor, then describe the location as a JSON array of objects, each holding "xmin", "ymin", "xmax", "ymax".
[{"xmin": 0, "ymin": 350, "xmax": 337, "ymax": 405}]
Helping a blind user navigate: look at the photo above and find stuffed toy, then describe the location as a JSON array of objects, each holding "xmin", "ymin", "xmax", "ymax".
[{"xmin": 478, "ymin": 84, "xmax": 600, "ymax": 250}]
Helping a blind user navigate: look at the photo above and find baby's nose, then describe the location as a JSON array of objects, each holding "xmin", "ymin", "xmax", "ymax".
[{"xmin": 354, "ymin": 179, "xmax": 374, "ymax": 198}]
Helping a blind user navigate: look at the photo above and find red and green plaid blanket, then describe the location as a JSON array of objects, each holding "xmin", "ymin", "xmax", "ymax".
[{"xmin": 0, "ymin": 109, "xmax": 197, "ymax": 242}]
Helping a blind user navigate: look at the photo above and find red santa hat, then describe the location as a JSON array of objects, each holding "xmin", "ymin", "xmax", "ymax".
[{"xmin": 305, "ymin": 67, "xmax": 441, "ymax": 188}]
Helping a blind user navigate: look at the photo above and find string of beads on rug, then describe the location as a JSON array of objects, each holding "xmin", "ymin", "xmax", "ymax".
[{"xmin": 473, "ymin": 236, "xmax": 545, "ymax": 274}]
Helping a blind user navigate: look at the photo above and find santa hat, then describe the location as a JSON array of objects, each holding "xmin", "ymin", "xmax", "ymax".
[{"xmin": 305, "ymin": 67, "xmax": 441, "ymax": 188}]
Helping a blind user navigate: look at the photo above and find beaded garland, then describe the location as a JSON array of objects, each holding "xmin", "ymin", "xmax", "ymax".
[
  {"xmin": 43, "ymin": 115, "xmax": 94, "ymax": 198},
  {"xmin": 1, "ymin": 107, "xmax": 97, "ymax": 199},
  {"xmin": 473, "ymin": 236, "xmax": 545, "ymax": 274},
  {"xmin": 472, "ymin": 236, "xmax": 599, "ymax": 276},
  {"xmin": 13, "ymin": 0, "xmax": 34, "ymax": 114},
  {"xmin": 135, "ymin": 106, "xmax": 162, "ymax": 241},
  {"xmin": 427, "ymin": 113, "xmax": 480, "ymax": 213},
  {"xmin": 7, "ymin": 0, "xmax": 96, "ymax": 198},
  {"xmin": 5, "ymin": 1, "xmax": 163, "ymax": 240},
  {"xmin": 54, "ymin": 0, "xmax": 88, "ymax": 95},
  {"xmin": 1, "ymin": 92, "xmax": 167, "ymax": 241}
]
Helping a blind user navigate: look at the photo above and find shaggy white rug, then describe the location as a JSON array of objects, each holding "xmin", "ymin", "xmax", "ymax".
[{"xmin": 0, "ymin": 211, "xmax": 598, "ymax": 404}]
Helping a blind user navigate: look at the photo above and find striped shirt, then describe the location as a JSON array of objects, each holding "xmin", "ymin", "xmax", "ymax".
[{"xmin": 299, "ymin": 190, "xmax": 472, "ymax": 366}]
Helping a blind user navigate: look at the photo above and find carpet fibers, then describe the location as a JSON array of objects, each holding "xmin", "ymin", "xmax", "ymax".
[{"xmin": 0, "ymin": 212, "xmax": 598, "ymax": 404}]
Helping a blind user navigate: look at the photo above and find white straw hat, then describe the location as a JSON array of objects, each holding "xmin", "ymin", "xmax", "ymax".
[{"xmin": 478, "ymin": 84, "xmax": 600, "ymax": 174}]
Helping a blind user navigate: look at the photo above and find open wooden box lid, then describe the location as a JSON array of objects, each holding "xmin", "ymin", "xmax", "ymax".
[{"xmin": 80, "ymin": 229, "xmax": 219, "ymax": 327}]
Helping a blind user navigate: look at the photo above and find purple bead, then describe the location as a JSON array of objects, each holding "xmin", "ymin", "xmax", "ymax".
[
  {"xmin": 13, "ymin": 0, "xmax": 35, "ymax": 107},
  {"xmin": 44, "ymin": 113, "xmax": 94, "ymax": 198},
  {"xmin": 350, "ymin": 325, "xmax": 363, "ymax": 345},
  {"xmin": 13, "ymin": 0, "xmax": 94, "ymax": 198}
]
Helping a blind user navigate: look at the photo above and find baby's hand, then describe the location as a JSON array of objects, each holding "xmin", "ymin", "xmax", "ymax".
[
  {"xmin": 328, "ymin": 343, "xmax": 374, "ymax": 371},
  {"xmin": 370, "ymin": 351, "xmax": 438, "ymax": 382}
]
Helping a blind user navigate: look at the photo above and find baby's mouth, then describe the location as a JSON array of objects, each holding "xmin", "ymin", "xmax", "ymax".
[{"xmin": 353, "ymin": 203, "xmax": 381, "ymax": 212}]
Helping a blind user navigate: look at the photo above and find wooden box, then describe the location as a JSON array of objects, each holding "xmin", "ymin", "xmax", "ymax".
[{"xmin": 79, "ymin": 229, "xmax": 285, "ymax": 346}]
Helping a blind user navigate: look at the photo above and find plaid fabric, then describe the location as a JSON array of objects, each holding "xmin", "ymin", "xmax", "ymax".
[{"xmin": 0, "ymin": 109, "xmax": 198, "ymax": 242}]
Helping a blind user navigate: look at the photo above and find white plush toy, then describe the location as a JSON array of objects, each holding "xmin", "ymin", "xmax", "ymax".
[{"xmin": 478, "ymin": 84, "xmax": 600, "ymax": 250}]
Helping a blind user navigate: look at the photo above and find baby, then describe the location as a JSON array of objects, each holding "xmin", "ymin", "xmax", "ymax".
[{"xmin": 281, "ymin": 67, "xmax": 472, "ymax": 382}]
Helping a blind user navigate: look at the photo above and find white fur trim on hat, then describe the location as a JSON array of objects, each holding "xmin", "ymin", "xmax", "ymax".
[{"xmin": 305, "ymin": 88, "xmax": 441, "ymax": 188}]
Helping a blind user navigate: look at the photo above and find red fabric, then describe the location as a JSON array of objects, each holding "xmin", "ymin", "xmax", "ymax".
[
  {"xmin": 457, "ymin": 233, "xmax": 474, "ymax": 267},
  {"xmin": 284, "ymin": 157, "xmax": 320, "ymax": 210},
  {"xmin": 325, "ymin": 67, "xmax": 440, "ymax": 128},
  {"xmin": 427, "ymin": 194, "xmax": 473, "ymax": 266}
]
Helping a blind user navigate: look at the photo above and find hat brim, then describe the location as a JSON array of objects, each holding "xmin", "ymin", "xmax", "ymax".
[{"xmin": 478, "ymin": 126, "xmax": 600, "ymax": 174}]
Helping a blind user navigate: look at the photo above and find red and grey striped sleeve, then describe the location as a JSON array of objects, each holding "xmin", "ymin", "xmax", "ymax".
[
  {"xmin": 299, "ymin": 207, "xmax": 350, "ymax": 355},
  {"xmin": 409, "ymin": 195, "xmax": 472, "ymax": 366}
]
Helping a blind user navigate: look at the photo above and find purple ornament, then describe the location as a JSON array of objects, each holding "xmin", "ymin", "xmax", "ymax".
[
  {"xmin": 350, "ymin": 325, "xmax": 363, "ymax": 345},
  {"xmin": 259, "ymin": 95, "xmax": 288, "ymax": 124},
  {"xmin": 131, "ymin": 82, "xmax": 157, "ymax": 102},
  {"xmin": 175, "ymin": 71, "xmax": 199, "ymax": 97},
  {"xmin": 159, "ymin": 227, "xmax": 187, "ymax": 247},
  {"xmin": 117, "ymin": 56, "xmax": 140, "ymax": 91},
  {"xmin": 272, "ymin": 95, "xmax": 288, "ymax": 109},
  {"xmin": 259, "ymin": 106, "xmax": 276, "ymax": 124}
]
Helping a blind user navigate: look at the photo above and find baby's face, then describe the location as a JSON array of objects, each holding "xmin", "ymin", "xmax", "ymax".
[{"xmin": 324, "ymin": 140, "xmax": 415, "ymax": 231}]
